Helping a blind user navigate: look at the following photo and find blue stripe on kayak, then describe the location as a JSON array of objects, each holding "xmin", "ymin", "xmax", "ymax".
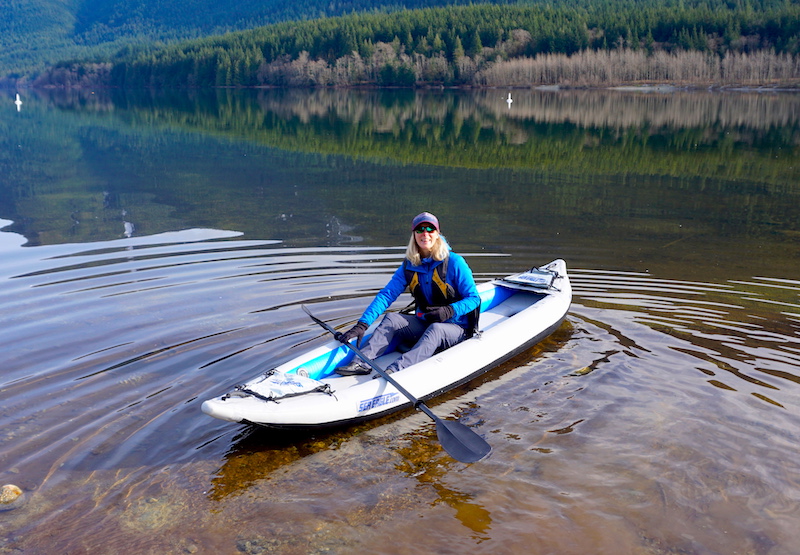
[{"xmin": 480, "ymin": 283, "xmax": 514, "ymax": 312}]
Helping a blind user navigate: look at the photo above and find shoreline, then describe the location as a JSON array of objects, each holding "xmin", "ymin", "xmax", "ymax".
[{"xmin": 10, "ymin": 81, "xmax": 800, "ymax": 93}]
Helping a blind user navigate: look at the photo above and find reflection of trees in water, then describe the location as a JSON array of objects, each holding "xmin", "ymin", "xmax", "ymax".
[
  {"xmin": 240, "ymin": 89, "xmax": 800, "ymax": 186},
  {"xmin": 240, "ymin": 87, "xmax": 800, "ymax": 139},
  {"xmin": 4, "ymin": 89, "xmax": 799, "ymax": 248},
  {"xmin": 39, "ymin": 86, "xmax": 800, "ymax": 137},
  {"xmin": 32, "ymin": 89, "xmax": 800, "ymax": 176},
  {"xmin": 250, "ymin": 87, "xmax": 800, "ymax": 134},
  {"xmin": 474, "ymin": 89, "xmax": 800, "ymax": 132},
  {"xmin": 232, "ymin": 88, "xmax": 799, "ymax": 189}
]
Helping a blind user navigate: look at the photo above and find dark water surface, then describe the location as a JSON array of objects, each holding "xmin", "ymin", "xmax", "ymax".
[{"xmin": 1, "ymin": 89, "xmax": 799, "ymax": 554}]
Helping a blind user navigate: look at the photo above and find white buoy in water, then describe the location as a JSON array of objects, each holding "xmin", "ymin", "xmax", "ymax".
[
  {"xmin": 14, "ymin": 93, "xmax": 22, "ymax": 111},
  {"xmin": 506, "ymin": 92, "xmax": 513, "ymax": 109}
]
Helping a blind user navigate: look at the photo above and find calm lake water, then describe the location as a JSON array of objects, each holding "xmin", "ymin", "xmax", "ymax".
[{"xmin": 1, "ymin": 88, "xmax": 799, "ymax": 554}]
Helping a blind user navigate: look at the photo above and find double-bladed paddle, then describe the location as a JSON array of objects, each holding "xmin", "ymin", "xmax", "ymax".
[{"xmin": 302, "ymin": 305, "xmax": 492, "ymax": 463}]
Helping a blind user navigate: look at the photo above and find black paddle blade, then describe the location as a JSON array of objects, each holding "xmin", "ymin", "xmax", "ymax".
[{"xmin": 436, "ymin": 419, "xmax": 492, "ymax": 463}]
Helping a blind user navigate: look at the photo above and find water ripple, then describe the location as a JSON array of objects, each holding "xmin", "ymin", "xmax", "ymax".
[{"xmin": 2, "ymin": 229, "xmax": 800, "ymax": 554}]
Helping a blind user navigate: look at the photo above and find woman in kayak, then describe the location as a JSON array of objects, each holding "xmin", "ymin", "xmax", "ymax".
[{"xmin": 335, "ymin": 211, "xmax": 481, "ymax": 376}]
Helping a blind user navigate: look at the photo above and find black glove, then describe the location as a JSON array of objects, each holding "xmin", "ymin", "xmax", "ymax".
[
  {"xmin": 335, "ymin": 321, "xmax": 368, "ymax": 346},
  {"xmin": 422, "ymin": 305, "xmax": 454, "ymax": 323}
]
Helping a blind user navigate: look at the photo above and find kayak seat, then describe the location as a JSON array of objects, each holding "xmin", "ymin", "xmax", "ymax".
[{"xmin": 479, "ymin": 291, "xmax": 543, "ymax": 331}]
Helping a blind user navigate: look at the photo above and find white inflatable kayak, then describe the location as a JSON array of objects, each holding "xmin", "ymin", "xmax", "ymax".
[{"xmin": 201, "ymin": 259, "xmax": 571, "ymax": 429}]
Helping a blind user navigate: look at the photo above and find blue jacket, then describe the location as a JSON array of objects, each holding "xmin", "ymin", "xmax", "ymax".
[{"xmin": 359, "ymin": 252, "xmax": 480, "ymax": 329}]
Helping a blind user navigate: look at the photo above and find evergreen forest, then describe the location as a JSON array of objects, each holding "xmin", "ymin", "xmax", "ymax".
[
  {"xmin": 5, "ymin": 0, "xmax": 800, "ymax": 88},
  {"xmin": 1, "ymin": 0, "xmax": 508, "ymax": 83}
]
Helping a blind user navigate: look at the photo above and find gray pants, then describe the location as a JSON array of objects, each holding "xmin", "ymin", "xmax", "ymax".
[{"xmin": 358, "ymin": 312, "xmax": 466, "ymax": 373}]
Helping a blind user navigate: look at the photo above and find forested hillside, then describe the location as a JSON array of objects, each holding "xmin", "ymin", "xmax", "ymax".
[
  {"xmin": 45, "ymin": 0, "xmax": 800, "ymax": 89},
  {"xmin": 1, "ymin": 0, "xmax": 510, "ymax": 83}
]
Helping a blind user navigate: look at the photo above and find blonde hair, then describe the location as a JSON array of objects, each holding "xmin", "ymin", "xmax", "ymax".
[{"xmin": 405, "ymin": 233, "xmax": 449, "ymax": 266}]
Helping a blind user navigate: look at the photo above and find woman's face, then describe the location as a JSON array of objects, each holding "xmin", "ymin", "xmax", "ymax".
[{"xmin": 414, "ymin": 225, "xmax": 438, "ymax": 255}]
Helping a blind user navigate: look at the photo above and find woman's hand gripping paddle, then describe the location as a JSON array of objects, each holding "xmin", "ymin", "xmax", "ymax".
[{"xmin": 302, "ymin": 305, "xmax": 492, "ymax": 463}]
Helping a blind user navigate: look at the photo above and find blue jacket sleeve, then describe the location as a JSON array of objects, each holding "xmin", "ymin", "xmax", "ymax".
[{"xmin": 358, "ymin": 264, "xmax": 409, "ymax": 326}]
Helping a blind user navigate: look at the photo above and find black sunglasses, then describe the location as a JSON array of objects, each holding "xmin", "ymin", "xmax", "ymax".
[{"xmin": 414, "ymin": 225, "xmax": 437, "ymax": 234}]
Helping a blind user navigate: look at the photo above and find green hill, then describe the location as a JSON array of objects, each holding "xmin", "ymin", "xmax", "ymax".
[
  {"xmin": 84, "ymin": 2, "xmax": 800, "ymax": 89},
  {"xmin": 4, "ymin": 0, "xmax": 797, "ymax": 87},
  {"xmin": 1, "ymin": 0, "xmax": 513, "ymax": 82}
]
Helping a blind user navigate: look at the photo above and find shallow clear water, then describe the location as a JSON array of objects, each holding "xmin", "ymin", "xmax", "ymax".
[{"xmin": 1, "ymin": 89, "xmax": 799, "ymax": 554}]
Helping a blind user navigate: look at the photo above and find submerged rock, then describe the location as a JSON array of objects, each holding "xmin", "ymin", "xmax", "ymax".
[{"xmin": 0, "ymin": 484, "xmax": 23, "ymax": 510}]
